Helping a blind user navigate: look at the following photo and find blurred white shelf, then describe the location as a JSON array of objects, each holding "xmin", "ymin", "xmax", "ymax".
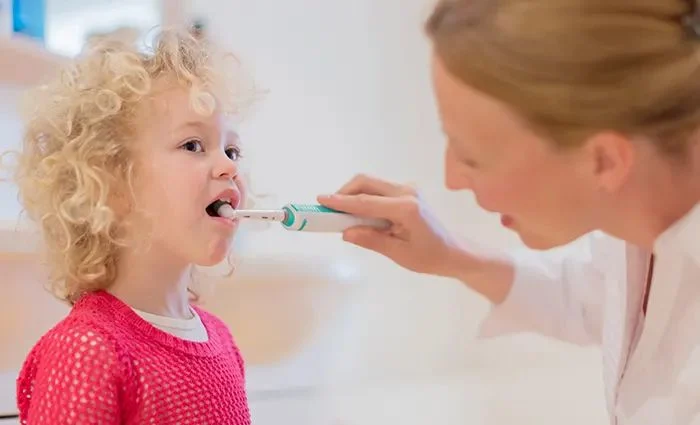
[{"xmin": 0, "ymin": 0, "xmax": 189, "ymax": 87}]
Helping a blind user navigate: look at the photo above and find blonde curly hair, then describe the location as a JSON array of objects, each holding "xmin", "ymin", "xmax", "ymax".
[{"xmin": 13, "ymin": 27, "xmax": 259, "ymax": 304}]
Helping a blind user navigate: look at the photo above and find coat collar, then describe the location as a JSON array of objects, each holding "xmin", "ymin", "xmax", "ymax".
[{"xmin": 654, "ymin": 203, "xmax": 700, "ymax": 265}]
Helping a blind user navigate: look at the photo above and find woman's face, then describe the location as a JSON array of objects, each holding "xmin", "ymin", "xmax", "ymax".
[{"xmin": 431, "ymin": 56, "xmax": 602, "ymax": 249}]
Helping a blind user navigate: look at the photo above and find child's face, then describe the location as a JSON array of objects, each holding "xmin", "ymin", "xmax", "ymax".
[{"xmin": 129, "ymin": 83, "xmax": 246, "ymax": 267}]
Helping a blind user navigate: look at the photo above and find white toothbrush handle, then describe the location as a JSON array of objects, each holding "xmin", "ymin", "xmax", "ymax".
[{"xmin": 280, "ymin": 204, "xmax": 391, "ymax": 232}]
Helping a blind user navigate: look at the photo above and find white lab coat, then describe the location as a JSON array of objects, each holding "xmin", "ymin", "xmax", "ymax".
[{"xmin": 478, "ymin": 203, "xmax": 700, "ymax": 425}]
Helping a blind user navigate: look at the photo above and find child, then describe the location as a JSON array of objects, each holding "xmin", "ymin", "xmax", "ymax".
[{"xmin": 13, "ymin": 27, "xmax": 256, "ymax": 424}]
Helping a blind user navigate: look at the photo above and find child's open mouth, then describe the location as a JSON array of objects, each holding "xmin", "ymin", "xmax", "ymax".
[
  {"xmin": 206, "ymin": 199, "xmax": 232, "ymax": 218},
  {"xmin": 206, "ymin": 188, "xmax": 240, "ymax": 221}
]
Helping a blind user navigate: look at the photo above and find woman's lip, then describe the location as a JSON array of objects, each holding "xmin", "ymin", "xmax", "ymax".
[{"xmin": 501, "ymin": 214, "xmax": 514, "ymax": 227}]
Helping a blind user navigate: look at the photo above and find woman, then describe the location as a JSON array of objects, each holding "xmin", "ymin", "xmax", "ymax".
[{"xmin": 318, "ymin": 0, "xmax": 700, "ymax": 424}]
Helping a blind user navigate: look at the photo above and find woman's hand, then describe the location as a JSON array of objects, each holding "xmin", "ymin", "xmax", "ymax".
[{"xmin": 317, "ymin": 174, "xmax": 468, "ymax": 277}]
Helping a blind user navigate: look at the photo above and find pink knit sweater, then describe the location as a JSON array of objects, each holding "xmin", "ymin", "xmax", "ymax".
[{"xmin": 16, "ymin": 291, "xmax": 250, "ymax": 424}]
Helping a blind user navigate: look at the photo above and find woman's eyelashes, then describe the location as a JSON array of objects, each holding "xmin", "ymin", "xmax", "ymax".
[
  {"xmin": 463, "ymin": 158, "xmax": 479, "ymax": 168},
  {"xmin": 180, "ymin": 138, "xmax": 243, "ymax": 161}
]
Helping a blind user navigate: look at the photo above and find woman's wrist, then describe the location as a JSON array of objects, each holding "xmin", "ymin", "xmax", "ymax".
[
  {"xmin": 440, "ymin": 243, "xmax": 483, "ymax": 280},
  {"xmin": 441, "ymin": 243, "xmax": 514, "ymax": 305}
]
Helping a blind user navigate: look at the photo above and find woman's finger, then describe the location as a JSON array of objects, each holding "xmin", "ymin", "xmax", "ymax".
[
  {"xmin": 336, "ymin": 174, "xmax": 413, "ymax": 197},
  {"xmin": 343, "ymin": 226, "xmax": 403, "ymax": 257},
  {"xmin": 317, "ymin": 193, "xmax": 411, "ymax": 221}
]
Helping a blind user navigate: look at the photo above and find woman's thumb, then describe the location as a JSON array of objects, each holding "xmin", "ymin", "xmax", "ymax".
[{"xmin": 343, "ymin": 227, "xmax": 398, "ymax": 256}]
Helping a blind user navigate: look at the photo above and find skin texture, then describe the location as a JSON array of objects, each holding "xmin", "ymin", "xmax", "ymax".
[{"xmin": 109, "ymin": 83, "xmax": 246, "ymax": 318}]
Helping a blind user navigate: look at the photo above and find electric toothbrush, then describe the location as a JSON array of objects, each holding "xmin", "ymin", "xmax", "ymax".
[{"xmin": 210, "ymin": 201, "xmax": 391, "ymax": 232}]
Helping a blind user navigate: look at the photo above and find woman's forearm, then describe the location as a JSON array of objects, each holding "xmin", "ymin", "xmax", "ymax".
[{"xmin": 443, "ymin": 245, "xmax": 515, "ymax": 305}]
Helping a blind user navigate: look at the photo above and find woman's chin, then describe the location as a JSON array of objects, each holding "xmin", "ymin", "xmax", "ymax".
[
  {"xmin": 518, "ymin": 229, "xmax": 584, "ymax": 251},
  {"xmin": 520, "ymin": 236, "xmax": 562, "ymax": 250}
]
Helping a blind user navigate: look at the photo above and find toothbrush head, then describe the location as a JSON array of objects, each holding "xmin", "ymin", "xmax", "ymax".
[
  {"xmin": 216, "ymin": 202, "xmax": 237, "ymax": 219},
  {"xmin": 207, "ymin": 199, "xmax": 236, "ymax": 219}
]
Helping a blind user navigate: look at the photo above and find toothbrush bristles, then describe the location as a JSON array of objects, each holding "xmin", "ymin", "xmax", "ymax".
[{"xmin": 217, "ymin": 203, "xmax": 237, "ymax": 219}]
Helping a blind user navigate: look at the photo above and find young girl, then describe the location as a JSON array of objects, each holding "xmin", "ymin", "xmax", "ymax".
[{"xmin": 13, "ymin": 27, "xmax": 255, "ymax": 424}]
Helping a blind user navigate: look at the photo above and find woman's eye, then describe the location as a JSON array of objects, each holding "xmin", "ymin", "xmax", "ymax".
[
  {"xmin": 182, "ymin": 139, "xmax": 204, "ymax": 153},
  {"xmin": 463, "ymin": 158, "xmax": 478, "ymax": 168},
  {"xmin": 226, "ymin": 146, "xmax": 242, "ymax": 161}
]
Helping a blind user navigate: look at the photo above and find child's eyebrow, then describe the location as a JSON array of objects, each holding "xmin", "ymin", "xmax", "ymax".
[
  {"xmin": 178, "ymin": 120, "xmax": 208, "ymax": 131},
  {"xmin": 225, "ymin": 130, "xmax": 241, "ymax": 145}
]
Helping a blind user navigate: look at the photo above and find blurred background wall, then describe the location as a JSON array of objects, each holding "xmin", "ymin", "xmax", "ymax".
[{"xmin": 0, "ymin": 1, "xmax": 607, "ymax": 423}]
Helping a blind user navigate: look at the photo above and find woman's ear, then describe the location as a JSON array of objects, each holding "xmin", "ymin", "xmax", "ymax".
[{"xmin": 582, "ymin": 131, "xmax": 636, "ymax": 193}]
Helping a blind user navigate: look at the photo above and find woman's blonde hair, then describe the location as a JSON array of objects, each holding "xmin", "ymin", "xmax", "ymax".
[
  {"xmin": 14, "ymin": 27, "xmax": 258, "ymax": 304},
  {"xmin": 426, "ymin": 0, "xmax": 700, "ymax": 154}
]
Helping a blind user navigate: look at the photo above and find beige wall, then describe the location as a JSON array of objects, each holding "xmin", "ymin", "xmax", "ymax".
[{"xmin": 0, "ymin": 254, "xmax": 69, "ymax": 370}]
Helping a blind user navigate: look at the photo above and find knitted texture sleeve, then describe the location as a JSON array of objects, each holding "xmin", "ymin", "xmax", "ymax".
[{"xmin": 17, "ymin": 322, "xmax": 128, "ymax": 424}]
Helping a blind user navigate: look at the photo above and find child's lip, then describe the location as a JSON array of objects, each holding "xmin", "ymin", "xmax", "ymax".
[
  {"xmin": 211, "ymin": 215, "xmax": 237, "ymax": 228},
  {"xmin": 208, "ymin": 188, "xmax": 241, "ymax": 209}
]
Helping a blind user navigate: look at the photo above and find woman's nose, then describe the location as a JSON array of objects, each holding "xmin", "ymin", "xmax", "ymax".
[{"xmin": 445, "ymin": 169, "xmax": 473, "ymax": 191}]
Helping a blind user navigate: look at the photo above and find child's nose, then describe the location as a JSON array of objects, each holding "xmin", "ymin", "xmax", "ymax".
[{"xmin": 214, "ymin": 152, "xmax": 238, "ymax": 179}]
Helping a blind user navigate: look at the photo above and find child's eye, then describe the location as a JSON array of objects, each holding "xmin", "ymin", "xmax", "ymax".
[
  {"xmin": 181, "ymin": 139, "xmax": 204, "ymax": 153},
  {"xmin": 226, "ymin": 146, "xmax": 243, "ymax": 161}
]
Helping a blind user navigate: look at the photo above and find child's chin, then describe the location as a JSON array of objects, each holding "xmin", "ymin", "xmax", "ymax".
[
  {"xmin": 195, "ymin": 253, "xmax": 228, "ymax": 267},
  {"xmin": 193, "ymin": 239, "xmax": 234, "ymax": 266},
  {"xmin": 192, "ymin": 247, "xmax": 231, "ymax": 267}
]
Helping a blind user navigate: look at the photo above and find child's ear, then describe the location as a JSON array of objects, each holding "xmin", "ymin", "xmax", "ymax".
[
  {"xmin": 109, "ymin": 179, "xmax": 136, "ymax": 220},
  {"xmin": 187, "ymin": 287, "xmax": 201, "ymax": 304}
]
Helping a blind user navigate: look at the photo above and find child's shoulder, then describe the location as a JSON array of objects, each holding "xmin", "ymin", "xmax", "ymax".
[
  {"xmin": 25, "ymin": 301, "xmax": 126, "ymax": 367},
  {"xmin": 21, "ymin": 292, "xmax": 132, "ymax": 375},
  {"xmin": 17, "ymin": 303, "xmax": 131, "ymax": 407},
  {"xmin": 192, "ymin": 306, "xmax": 246, "ymax": 373},
  {"xmin": 16, "ymin": 294, "xmax": 135, "ymax": 422}
]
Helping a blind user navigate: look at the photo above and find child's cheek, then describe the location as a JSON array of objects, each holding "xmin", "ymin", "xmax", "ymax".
[{"xmin": 234, "ymin": 172, "xmax": 249, "ymax": 209}]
